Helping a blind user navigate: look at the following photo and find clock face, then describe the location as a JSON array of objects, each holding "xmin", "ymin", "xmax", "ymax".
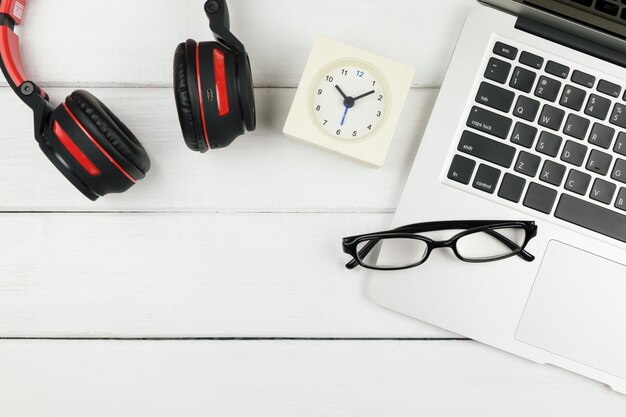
[{"xmin": 311, "ymin": 64, "xmax": 387, "ymax": 140}]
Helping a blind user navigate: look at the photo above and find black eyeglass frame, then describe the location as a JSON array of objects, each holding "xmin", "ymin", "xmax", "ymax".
[{"xmin": 342, "ymin": 220, "xmax": 538, "ymax": 271}]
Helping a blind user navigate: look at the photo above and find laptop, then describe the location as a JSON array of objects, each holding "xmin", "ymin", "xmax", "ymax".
[{"xmin": 370, "ymin": 0, "xmax": 626, "ymax": 394}]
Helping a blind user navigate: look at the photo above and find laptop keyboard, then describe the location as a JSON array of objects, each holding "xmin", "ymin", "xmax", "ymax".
[{"xmin": 446, "ymin": 39, "xmax": 626, "ymax": 244}]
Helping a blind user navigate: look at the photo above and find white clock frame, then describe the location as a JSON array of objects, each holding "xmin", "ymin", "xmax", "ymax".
[{"xmin": 284, "ymin": 36, "xmax": 415, "ymax": 167}]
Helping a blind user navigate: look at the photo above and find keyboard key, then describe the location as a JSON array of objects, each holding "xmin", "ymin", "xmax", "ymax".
[
  {"xmin": 585, "ymin": 94, "xmax": 611, "ymax": 120},
  {"xmin": 466, "ymin": 106, "xmax": 512, "ymax": 139},
  {"xmin": 588, "ymin": 123, "xmax": 615, "ymax": 149},
  {"xmin": 484, "ymin": 57, "xmax": 511, "ymax": 84},
  {"xmin": 595, "ymin": 0, "xmax": 619, "ymax": 16},
  {"xmin": 559, "ymin": 85, "xmax": 586, "ymax": 111},
  {"xmin": 565, "ymin": 169, "xmax": 592, "ymax": 195},
  {"xmin": 458, "ymin": 130, "xmax": 516, "ymax": 168},
  {"xmin": 538, "ymin": 105, "xmax": 565, "ymax": 130},
  {"xmin": 540, "ymin": 160, "xmax": 567, "ymax": 186},
  {"xmin": 510, "ymin": 122, "xmax": 538, "ymax": 148},
  {"xmin": 563, "ymin": 114, "xmax": 590, "ymax": 140},
  {"xmin": 524, "ymin": 182, "xmax": 558, "ymax": 214},
  {"xmin": 561, "ymin": 140, "xmax": 588, "ymax": 166},
  {"xmin": 612, "ymin": 158, "xmax": 626, "ymax": 184},
  {"xmin": 616, "ymin": 188, "xmax": 626, "ymax": 211},
  {"xmin": 536, "ymin": 131, "xmax": 563, "ymax": 157},
  {"xmin": 609, "ymin": 103, "xmax": 626, "ymax": 129},
  {"xmin": 571, "ymin": 70, "xmax": 595, "ymax": 88},
  {"xmin": 597, "ymin": 79, "xmax": 621, "ymax": 98},
  {"xmin": 512, "ymin": 96, "xmax": 540, "ymax": 122},
  {"xmin": 519, "ymin": 51, "xmax": 544, "ymax": 69},
  {"xmin": 555, "ymin": 194, "xmax": 626, "ymax": 243},
  {"xmin": 590, "ymin": 178, "xmax": 616, "ymax": 204},
  {"xmin": 615, "ymin": 132, "xmax": 626, "ymax": 156},
  {"xmin": 515, "ymin": 151, "xmax": 541, "ymax": 177},
  {"xmin": 545, "ymin": 61, "xmax": 570, "ymax": 79},
  {"xmin": 586, "ymin": 149, "xmax": 613, "ymax": 175},
  {"xmin": 509, "ymin": 66, "xmax": 537, "ymax": 93},
  {"xmin": 476, "ymin": 82, "xmax": 515, "ymax": 113},
  {"xmin": 534, "ymin": 76, "xmax": 561, "ymax": 102},
  {"xmin": 447, "ymin": 155, "xmax": 476, "ymax": 185},
  {"xmin": 498, "ymin": 173, "xmax": 527, "ymax": 203},
  {"xmin": 493, "ymin": 42, "xmax": 518, "ymax": 60},
  {"xmin": 473, "ymin": 164, "xmax": 501, "ymax": 194}
]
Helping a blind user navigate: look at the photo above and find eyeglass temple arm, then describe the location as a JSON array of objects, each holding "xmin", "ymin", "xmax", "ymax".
[{"xmin": 345, "ymin": 239, "xmax": 379, "ymax": 269}]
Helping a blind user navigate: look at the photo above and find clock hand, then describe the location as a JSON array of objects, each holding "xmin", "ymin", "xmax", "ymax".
[
  {"xmin": 341, "ymin": 106, "xmax": 349, "ymax": 126},
  {"xmin": 335, "ymin": 85, "xmax": 348, "ymax": 99},
  {"xmin": 353, "ymin": 90, "xmax": 376, "ymax": 101}
]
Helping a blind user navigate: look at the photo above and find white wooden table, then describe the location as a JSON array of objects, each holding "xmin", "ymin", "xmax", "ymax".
[{"xmin": 1, "ymin": 1, "xmax": 625, "ymax": 415}]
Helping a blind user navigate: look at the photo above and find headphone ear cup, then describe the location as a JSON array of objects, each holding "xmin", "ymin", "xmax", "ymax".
[{"xmin": 173, "ymin": 39, "xmax": 208, "ymax": 152}]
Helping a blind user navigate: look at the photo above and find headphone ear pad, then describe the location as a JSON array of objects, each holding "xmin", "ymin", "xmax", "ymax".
[{"xmin": 173, "ymin": 40, "xmax": 207, "ymax": 152}]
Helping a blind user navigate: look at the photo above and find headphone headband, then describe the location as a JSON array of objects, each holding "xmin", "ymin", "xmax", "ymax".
[{"xmin": 205, "ymin": 0, "xmax": 246, "ymax": 56}]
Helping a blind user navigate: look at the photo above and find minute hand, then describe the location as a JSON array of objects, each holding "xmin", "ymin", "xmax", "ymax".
[{"xmin": 353, "ymin": 90, "xmax": 376, "ymax": 101}]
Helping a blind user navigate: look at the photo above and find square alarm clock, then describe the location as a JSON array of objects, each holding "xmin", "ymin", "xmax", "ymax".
[{"xmin": 284, "ymin": 36, "xmax": 415, "ymax": 167}]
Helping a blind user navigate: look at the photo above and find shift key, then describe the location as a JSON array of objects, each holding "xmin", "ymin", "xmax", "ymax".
[
  {"xmin": 466, "ymin": 106, "xmax": 512, "ymax": 139},
  {"xmin": 476, "ymin": 82, "xmax": 515, "ymax": 112},
  {"xmin": 458, "ymin": 130, "xmax": 516, "ymax": 168}
]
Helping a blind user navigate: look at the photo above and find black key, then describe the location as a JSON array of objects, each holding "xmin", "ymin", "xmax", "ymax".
[
  {"xmin": 563, "ymin": 114, "xmax": 590, "ymax": 140},
  {"xmin": 538, "ymin": 105, "xmax": 565, "ymax": 130},
  {"xmin": 561, "ymin": 140, "xmax": 588, "ymax": 166},
  {"xmin": 615, "ymin": 132, "xmax": 626, "ymax": 156},
  {"xmin": 458, "ymin": 130, "xmax": 516, "ymax": 168},
  {"xmin": 515, "ymin": 151, "xmax": 541, "ymax": 177},
  {"xmin": 559, "ymin": 85, "xmax": 586, "ymax": 111},
  {"xmin": 586, "ymin": 149, "xmax": 613, "ymax": 175},
  {"xmin": 466, "ymin": 106, "xmax": 512, "ymax": 139},
  {"xmin": 510, "ymin": 122, "xmax": 537, "ymax": 148},
  {"xmin": 534, "ymin": 76, "xmax": 561, "ymax": 102},
  {"xmin": 524, "ymin": 182, "xmax": 558, "ymax": 214},
  {"xmin": 565, "ymin": 169, "xmax": 592, "ymax": 195},
  {"xmin": 611, "ymin": 158, "xmax": 626, "ymax": 184},
  {"xmin": 590, "ymin": 178, "xmax": 616, "ymax": 204},
  {"xmin": 595, "ymin": 0, "xmax": 619, "ymax": 16},
  {"xmin": 493, "ymin": 42, "xmax": 518, "ymax": 60},
  {"xmin": 473, "ymin": 164, "xmax": 501, "ymax": 194},
  {"xmin": 498, "ymin": 173, "xmax": 527, "ymax": 203},
  {"xmin": 571, "ymin": 70, "xmax": 595, "ymax": 88},
  {"xmin": 536, "ymin": 131, "xmax": 563, "ymax": 157},
  {"xmin": 447, "ymin": 155, "xmax": 476, "ymax": 185},
  {"xmin": 585, "ymin": 94, "xmax": 612, "ymax": 120},
  {"xmin": 609, "ymin": 103, "xmax": 626, "ymax": 129},
  {"xmin": 519, "ymin": 51, "xmax": 544, "ymax": 69},
  {"xmin": 540, "ymin": 160, "xmax": 567, "ymax": 186},
  {"xmin": 512, "ymin": 96, "xmax": 540, "ymax": 122},
  {"xmin": 616, "ymin": 188, "xmax": 626, "ymax": 212},
  {"xmin": 588, "ymin": 123, "xmax": 615, "ymax": 149},
  {"xmin": 509, "ymin": 67, "xmax": 537, "ymax": 93},
  {"xmin": 556, "ymin": 194, "xmax": 626, "ymax": 243},
  {"xmin": 484, "ymin": 57, "xmax": 511, "ymax": 84},
  {"xmin": 545, "ymin": 61, "xmax": 570, "ymax": 79},
  {"xmin": 476, "ymin": 82, "xmax": 515, "ymax": 113},
  {"xmin": 597, "ymin": 79, "xmax": 621, "ymax": 98}
]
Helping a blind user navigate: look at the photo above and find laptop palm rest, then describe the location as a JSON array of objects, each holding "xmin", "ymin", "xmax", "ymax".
[{"xmin": 516, "ymin": 240, "xmax": 626, "ymax": 379}]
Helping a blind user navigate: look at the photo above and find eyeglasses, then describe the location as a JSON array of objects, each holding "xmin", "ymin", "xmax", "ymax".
[{"xmin": 342, "ymin": 220, "xmax": 538, "ymax": 271}]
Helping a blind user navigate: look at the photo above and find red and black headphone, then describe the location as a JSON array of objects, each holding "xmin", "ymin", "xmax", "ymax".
[{"xmin": 0, "ymin": 0, "xmax": 255, "ymax": 200}]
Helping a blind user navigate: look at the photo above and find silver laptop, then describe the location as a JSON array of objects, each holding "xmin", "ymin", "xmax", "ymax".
[{"xmin": 370, "ymin": 0, "xmax": 626, "ymax": 394}]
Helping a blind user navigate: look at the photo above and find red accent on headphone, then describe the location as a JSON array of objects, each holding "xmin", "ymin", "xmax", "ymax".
[
  {"xmin": 63, "ymin": 104, "xmax": 137, "ymax": 183},
  {"xmin": 53, "ymin": 121, "xmax": 102, "ymax": 177},
  {"xmin": 0, "ymin": 0, "xmax": 27, "ymax": 25},
  {"xmin": 0, "ymin": 26, "xmax": 26, "ymax": 85},
  {"xmin": 196, "ymin": 43, "xmax": 211, "ymax": 149},
  {"xmin": 213, "ymin": 48, "xmax": 230, "ymax": 117}
]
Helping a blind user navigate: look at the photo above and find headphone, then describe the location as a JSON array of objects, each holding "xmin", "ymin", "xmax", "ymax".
[{"xmin": 0, "ymin": 0, "xmax": 255, "ymax": 200}]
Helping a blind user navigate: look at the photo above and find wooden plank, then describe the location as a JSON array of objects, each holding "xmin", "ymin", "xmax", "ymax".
[
  {"xmin": 11, "ymin": 0, "xmax": 477, "ymax": 87},
  {"xmin": 0, "ymin": 340, "xmax": 623, "ymax": 416},
  {"xmin": 0, "ymin": 87, "xmax": 437, "ymax": 212},
  {"xmin": 0, "ymin": 212, "xmax": 455, "ymax": 338}
]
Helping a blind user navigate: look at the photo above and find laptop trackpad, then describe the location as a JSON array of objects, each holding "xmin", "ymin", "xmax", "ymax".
[{"xmin": 516, "ymin": 241, "xmax": 626, "ymax": 379}]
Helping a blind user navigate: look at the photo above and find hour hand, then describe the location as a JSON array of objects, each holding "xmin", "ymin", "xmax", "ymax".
[{"xmin": 335, "ymin": 85, "xmax": 348, "ymax": 99}]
